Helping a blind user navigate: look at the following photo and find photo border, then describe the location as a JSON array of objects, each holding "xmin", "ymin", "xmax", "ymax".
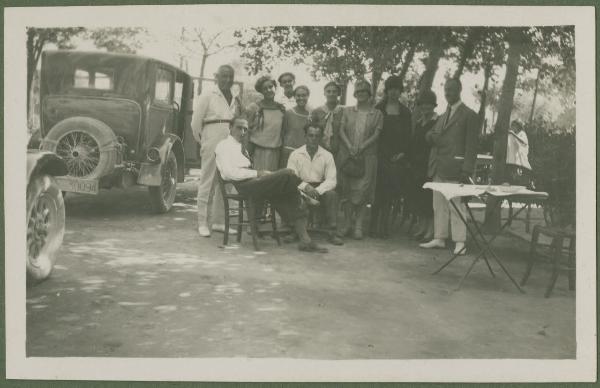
[{"xmin": 2, "ymin": 0, "xmax": 597, "ymax": 384}]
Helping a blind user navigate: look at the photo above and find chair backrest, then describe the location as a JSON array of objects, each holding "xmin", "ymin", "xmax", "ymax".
[
  {"xmin": 215, "ymin": 169, "xmax": 231, "ymax": 199},
  {"xmin": 543, "ymin": 177, "xmax": 575, "ymax": 229}
]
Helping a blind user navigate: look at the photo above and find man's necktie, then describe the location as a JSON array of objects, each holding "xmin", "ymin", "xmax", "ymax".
[
  {"xmin": 241, "ymin": 144, "xmax": 253, "ymax": 168},
  {"xmin": 443, "ymin": 106, "xmax": 452, "ymax": 127}
]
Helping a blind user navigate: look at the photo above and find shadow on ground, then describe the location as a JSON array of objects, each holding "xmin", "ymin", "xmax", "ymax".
[{"xmin": 26, "ymin": 180, "xmax": 576, "ymax": 359}]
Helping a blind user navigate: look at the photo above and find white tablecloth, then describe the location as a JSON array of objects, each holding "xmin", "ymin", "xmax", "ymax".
[{"xmin": 423, "ymin": 182, "xmax": 548, "ymax": 201}]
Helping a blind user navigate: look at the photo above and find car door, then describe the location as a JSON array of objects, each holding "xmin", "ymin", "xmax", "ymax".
[{"xmin": 145, "ymin": 65, "xmax": 176, "ymax": 150}]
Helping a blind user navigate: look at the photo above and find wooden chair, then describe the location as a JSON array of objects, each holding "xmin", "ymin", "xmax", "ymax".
[
  {"xmin": 216, "ymin": 170, "xmax": 280, "ymax": 251},
  {"xmin": 520, "ymin": 178, "xmax": 575, "ymax": 297}
]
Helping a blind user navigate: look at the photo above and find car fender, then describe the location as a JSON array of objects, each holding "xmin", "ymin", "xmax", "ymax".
[
  {"xmin": 137, "ymin": 134, "xmax": 185, "ymax": 186},
  {"xmin": 27, "ymin": 150, "xmax": 68, "ymax": 184}
]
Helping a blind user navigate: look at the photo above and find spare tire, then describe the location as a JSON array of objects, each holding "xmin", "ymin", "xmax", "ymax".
[{"xmin": 41, "ymin": 117, "xmax": 118, "ymax": 179}]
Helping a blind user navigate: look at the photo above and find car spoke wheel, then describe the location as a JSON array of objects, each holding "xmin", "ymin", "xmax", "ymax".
[
  {"xmin": 148, "ymin": 151, "xmax": 178, "ymax": 213},
  {"xmin": 42, "ymin": 117, "xmax": 118, "ymax": 180},
  {"xmin": 26, "ymin": 175, "xmax": 65, "ymax": 283},
  {"xmin": 55, "ymin": 131, "xmax": 101, "ymax": 177}
]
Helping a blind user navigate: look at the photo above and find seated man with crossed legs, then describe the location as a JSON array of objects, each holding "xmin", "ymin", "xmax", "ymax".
[
  {"xmin": 287, "ymin": 122, "xmax": 344, "ymax": 246},
  {"xmin": 215, "ymin": 117, "xmax": 328, "ymax": 253}
]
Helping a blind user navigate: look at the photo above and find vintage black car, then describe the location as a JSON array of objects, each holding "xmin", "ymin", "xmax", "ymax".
[{"xmin": 38, "ymin": 50, "xmax": 195, "ymax": 212}]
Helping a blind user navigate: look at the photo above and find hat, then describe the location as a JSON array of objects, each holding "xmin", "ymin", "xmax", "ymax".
[
  {"xmin": 384, "ymin": 75, "xmax": 403, "ymax": 92},
  {"xmin": 416, "ymin": 90, "xmax": 437, "ymax": 106},
  {"xmin": 277, "ymin": 72, "xmax": 295, "ymax": 84},
  {"xmin": 353, "ymin": 79, "xmax": 372, "ymax": 96},
  {"xmin": 294, "ymin": 85, "xmax": 310, "ymax": 96},
  {"xmin": 323, "ymin": 81, "xmax": 341, "ymax": 94},
  {"xmin": 255, "ymin": 75, "xmax": 276, "ymax": 93}
]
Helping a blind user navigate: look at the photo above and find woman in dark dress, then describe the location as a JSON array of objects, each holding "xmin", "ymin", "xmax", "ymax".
[
  {"xmin": 408, "ymin": 89, "xmax": 438, "ymax": 241},
  {"xmin": 369, "ymin": 75, "xmax": 412, "ymax": 238}
]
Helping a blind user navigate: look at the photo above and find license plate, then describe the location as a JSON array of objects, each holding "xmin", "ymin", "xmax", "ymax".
[{"xmin": 55, "ymin": 176, "xmax": 99, "ymax": 195}]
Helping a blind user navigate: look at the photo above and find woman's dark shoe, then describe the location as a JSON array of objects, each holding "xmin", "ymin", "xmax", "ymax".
[
  {"xmin": 353, "ymin": 228, "xmax": 364, "ymax": 240},
  {"xmin": 413, "ymin": 231, "xmax": 425, "ymax": 241},
  {"xmin": 298, "ymin": 241, "xmax": 329, "ymax": 253},
  {"xmin": 340, "ymin": 225, "xmax": 353, "ymax": 237},
  {"xmin": 282, "ymin": 233, "xmax": 299, "ymax": 244},
  {"xmin": 420, "ymin": 232, "xmax": 433, "ymax": 242}
]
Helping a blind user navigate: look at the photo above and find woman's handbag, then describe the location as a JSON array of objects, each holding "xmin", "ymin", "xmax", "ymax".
[{"xmin": 341, "ymin": 155, "xmax": 365, "ymax": 178}]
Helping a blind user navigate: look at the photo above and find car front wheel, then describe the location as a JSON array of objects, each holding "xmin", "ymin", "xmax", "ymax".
[
  {"xmin": 148, "ymin": 151, "xmax": 177, "ymax": 213},
  {"xmin": 26, "ymin": 174, "xmax": 65, "ymax": 283}
]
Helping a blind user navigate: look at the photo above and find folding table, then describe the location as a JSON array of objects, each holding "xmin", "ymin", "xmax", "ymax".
[{"xmin": 423, "ymin": 182, "xmax": 548, "ymax": 292}]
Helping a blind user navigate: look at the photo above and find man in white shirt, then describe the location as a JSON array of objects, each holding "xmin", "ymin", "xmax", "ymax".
[
  {"xmin": 287, "ymin": 123, "xmax": 343, "ymax": 245},
  {"xmin": 276, "ymin": 72, "xmax": 296, "ymax": 109},
  {"xmin": 215, "ymin": 117, "xmax": 329, "ymax": 253},
  {"xmin": 192, "ymin": 64, "xmax": 242, "ymax": 237}
]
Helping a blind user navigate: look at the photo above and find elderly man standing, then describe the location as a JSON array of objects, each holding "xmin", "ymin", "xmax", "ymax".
[
  {"xmin": 192, "ymin": 64, "xmax": 242, "ymax": 237},
  {"xmin": 277, "ymin": 72, "xmax": 296, "ymax": 109},
  {"xmin": 287, "ymin": 123, "xmax": 344, "ymax": 245},
  {"xmin": 419, "ymin": 78, "xmax": 478, "ymax": 255},
  {"xmin": 215, "ymin": 117, "xmax": 329, "ymax": 253}
]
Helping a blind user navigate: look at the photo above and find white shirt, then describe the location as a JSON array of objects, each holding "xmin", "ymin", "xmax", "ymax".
[
  {"xmin": 191, "ymin": 86, "xmax": 240, "ymax": 140},
  {"xmin": 287, "ymin": 145, "xmax": 337, "ymax": 195},
  {"xmin": 276, "ymin": 92, "xmax": 296, "ymax": 110},
  {"xmin": 507, "ymin": 130, "xmax": 532, "ymax": 169},
  {"xmin": 215, "ymin": 136, "xmax": 258, "ymax": 181}
]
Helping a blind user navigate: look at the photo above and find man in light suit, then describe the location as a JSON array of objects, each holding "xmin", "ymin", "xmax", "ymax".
[
  {"xmin": 192, "ymin": 65, "xmax": 243, "ymax": 237},
  {"xmin": 419, "ymin": 78, "xmax": 478, "ymax": 255}
]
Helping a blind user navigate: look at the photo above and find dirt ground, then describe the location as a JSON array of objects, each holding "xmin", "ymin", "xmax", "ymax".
[{"xmin": 26, "ymin": 175, "xmax": 576, "ymax": 359}]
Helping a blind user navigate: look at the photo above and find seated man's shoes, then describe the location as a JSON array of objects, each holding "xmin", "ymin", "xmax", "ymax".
[
  {"xmin": 211, "ymin": 224, "xmax": 237, "ymax": 235},
  {"xmin": 198, "ymin": 225, "xmax": 211, "ymax": 237},
  {"xmin": 328, "ymin": 233, "xmax": 344, "ymax": 246},
  {"xmin": 298, "ymin": 241, "xmax": 329, "ymax": 253},
  {"xmin": 299, "ymin": 190, "xmax": 320, "ymax": 206},
  {"xmin": 453, "ymin": 242, "xmax": 467, "ymax": 255},
  {"xmin": 419, "ymin": 238, "xmax": 446, "ymax": 249}
]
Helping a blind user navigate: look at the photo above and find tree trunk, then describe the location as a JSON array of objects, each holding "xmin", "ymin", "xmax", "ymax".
[
  {"xmin": 483, "ymin": 28, "xmax": 525, "ymax": 231},
  {"xmin": 339, "ymin": 79, "xmax": 349, "ymax": 105},
  {"xmin": 398, "ymin": 42, "xmax": 417, "ymax": 83},
  {"xmin": 418, "ymin": 31, "xmax": 444, "ymax": 96},
  {"xmin": 453, "ymin": 27, "xmax": 482, "ymax": 79},
  {"xmin": 26, "ymin": 29, "xmax": 37, "ymax": 120},
  {"xmin": 197, "ymin": 53, "xmax": 208, "ymax": 95},
  {"xmin": 528, "ymin": 68, "xmax": 541, "ymax": 125},
  {"xmin": 478, "ymin": 64, "xmax": 492, "ymax": 134},
  {"xmin": 371, "ymin": 70, "xmax": 382, "ymax": 98}
]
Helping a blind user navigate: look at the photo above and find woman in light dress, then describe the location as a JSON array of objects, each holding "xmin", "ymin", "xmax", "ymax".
[{"xmin": 336, "ymin": 79, "xmax": 383, "ymax": 239}]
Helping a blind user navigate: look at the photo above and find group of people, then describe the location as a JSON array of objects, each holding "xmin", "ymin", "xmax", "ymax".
[{"xmin": 191, "ymin": 64, "xmax": 479, "ymax": 255}]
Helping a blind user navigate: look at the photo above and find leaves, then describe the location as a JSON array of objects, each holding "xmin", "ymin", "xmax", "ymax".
[{"xmin": 85, "ymin": 27, "xmax": 148, "ymax": 54}]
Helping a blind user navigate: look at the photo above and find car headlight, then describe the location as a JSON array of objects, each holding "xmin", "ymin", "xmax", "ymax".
[{"xmin": 147, "ymin": 147, "xmax": 160, "ymax": 163}]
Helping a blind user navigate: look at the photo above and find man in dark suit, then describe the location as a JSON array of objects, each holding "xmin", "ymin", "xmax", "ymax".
[{"xmin": 419, "ymin": 78, "xmax": 478, "ymax": 255}]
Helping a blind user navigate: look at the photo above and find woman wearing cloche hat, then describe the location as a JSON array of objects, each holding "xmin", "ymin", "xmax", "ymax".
[
  {"xmin": 245, "ymin": 75, "xmax": 286, "ymax": 171},
  {"xmin": 336, "ymin": 79, "xmax": 384, "ymax": 240}
]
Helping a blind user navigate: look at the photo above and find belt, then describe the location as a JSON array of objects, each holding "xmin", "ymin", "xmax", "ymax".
[{"xmin": 203, "ymin": 119, "xmax": 231, "ymax": 125}]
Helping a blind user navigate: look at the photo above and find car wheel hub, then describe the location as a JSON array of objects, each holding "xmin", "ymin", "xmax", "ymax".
[
  {"xmin": 27, "ymin": 196, "xmax": 51, "ymax": 265},
  {"xmin": 56, "ymin": 131, "xmax": 101, "ymax": 177}
]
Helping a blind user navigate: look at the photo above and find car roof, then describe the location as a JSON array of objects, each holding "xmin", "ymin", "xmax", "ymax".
[{"xmin": 43, "ymin": 50, "xmax": 190, "ymax": 77}]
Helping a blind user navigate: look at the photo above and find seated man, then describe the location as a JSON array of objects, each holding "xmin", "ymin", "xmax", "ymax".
[
  {"xmin": 287, "ymin": 123, "xmax": 343, "ymax": 246},
  {"xmin": 215, "ymin": 116, "xmax": 328, "ymax": 253}
]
